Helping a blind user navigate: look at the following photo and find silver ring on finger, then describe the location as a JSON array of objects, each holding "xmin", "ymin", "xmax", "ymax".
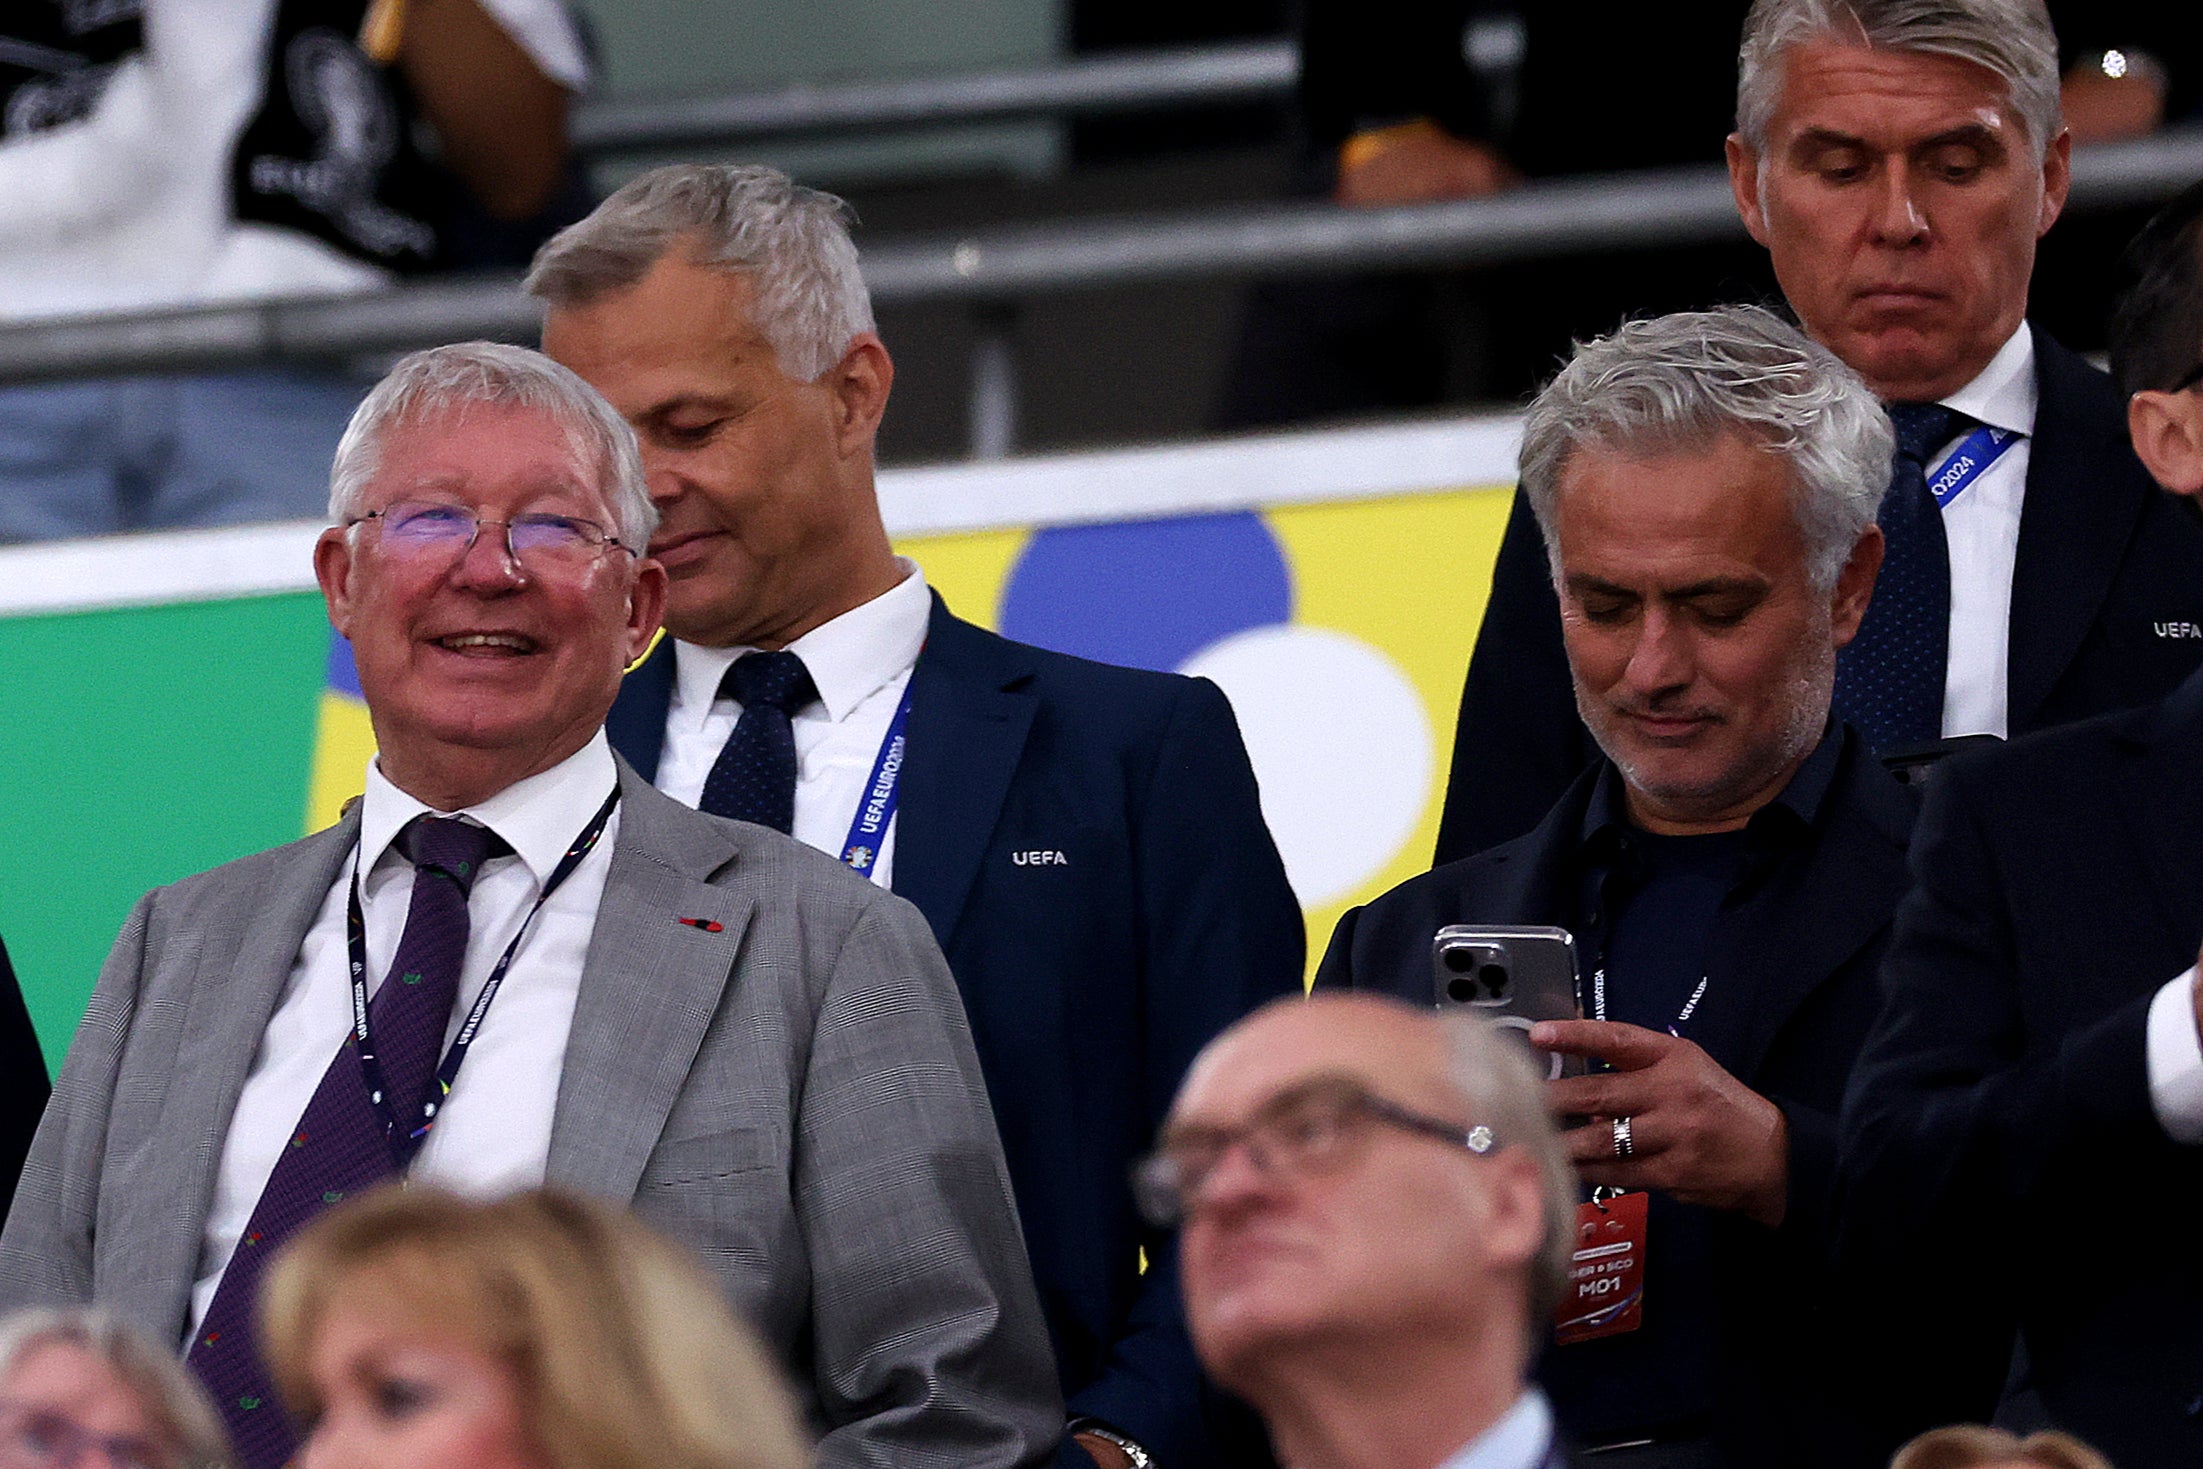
[{"xmin": 1611, "ymin": 1115, "xmax": 1635, "ymax": 1159}]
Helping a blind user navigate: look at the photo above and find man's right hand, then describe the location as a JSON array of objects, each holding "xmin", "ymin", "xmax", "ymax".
[{"xmin": 1536, "ymin": 1019, "xmax": 1791, "ymax": 1229}]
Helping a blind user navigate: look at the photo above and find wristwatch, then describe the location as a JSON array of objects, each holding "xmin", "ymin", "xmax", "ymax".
[{"xmin": 1070, "ymin": 1419, "xmax": 1155, "ymax": 1469}]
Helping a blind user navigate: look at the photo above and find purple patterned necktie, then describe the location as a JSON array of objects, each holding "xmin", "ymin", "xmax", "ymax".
[
  {"xmin": 188, "ymin": 816, "xmax": 506, "ymax": 1469},
  {"xmin": 699, "ymin": 651, "xmax": 819, "ymax": 832}
]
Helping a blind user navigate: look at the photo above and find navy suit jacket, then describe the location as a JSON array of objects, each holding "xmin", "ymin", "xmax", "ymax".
[
  {"xmin": 1318, "ymin": 732, "xmax": 1917, "ymax": 1466},
  {"xmin": 609, "ymin": 593, "xmax": 1305, "ymax": 1466},
  {"xmin": 1433, "ymin": 328, "xmax": 2203, "ymax": 862},
  {"xmin": 1839, "ymin": 661, "xmax": 2203, "ymax": 1460}
]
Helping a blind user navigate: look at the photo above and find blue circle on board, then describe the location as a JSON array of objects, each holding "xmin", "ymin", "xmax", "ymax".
[
  {"xmin": 325, "ymin": 633, "xmax": 363, "ymax": 700},
  {"xmin": 997, "ymin": 511, "xmax": 1293, "ymax": 673}
]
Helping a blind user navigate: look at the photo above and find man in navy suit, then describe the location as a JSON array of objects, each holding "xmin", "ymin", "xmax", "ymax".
[
  {"xmin": 529, "ymin": 163, "xmax": 1306, "ymax": 1469},
  {"xmin": 1321, "ymin": 307, "xmax": 1918, "ymax": 1467},
  {"xmin": 1837, "ymin": 179, "xmax": 2203, "ymax": 1462},
  {"xmin": 1434, "ymin": 0, "xmax": 2203, "ymax": 862}
]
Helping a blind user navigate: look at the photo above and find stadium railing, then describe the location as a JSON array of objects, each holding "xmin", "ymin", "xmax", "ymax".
[{"xmin": 0, "ymin": 35, "xmax": 2193, "ymax": 458}]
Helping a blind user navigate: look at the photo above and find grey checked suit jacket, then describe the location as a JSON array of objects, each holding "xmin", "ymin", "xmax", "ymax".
[{"xmin": 0, "ymin": 760, "xmax": 1063, "ymax": 1468}]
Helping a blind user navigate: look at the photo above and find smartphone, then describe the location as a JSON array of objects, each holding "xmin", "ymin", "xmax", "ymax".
[{"xmin": 1432, "ymin": 924, "xmax": 1585, "ymax": 1080}]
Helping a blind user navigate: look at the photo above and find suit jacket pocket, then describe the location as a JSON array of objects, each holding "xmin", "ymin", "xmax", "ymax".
[{"xmin": 640, "ymin": 1126, "xmax": 783, "ymax": 1188}]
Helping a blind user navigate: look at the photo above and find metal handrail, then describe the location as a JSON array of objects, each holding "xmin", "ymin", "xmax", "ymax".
[
  {"xmin": 570, "ymin": 40, "xmax": 1297, "ymax": 153},
  {"xmin": 862, "ymin": 163, "xmax": 1747, "ymax": 301},
  {"xmin": 0, "ymin": 127, "xmax": 2193, "ymax": 386},
  {"xmin": 862, "ymin": 125, "xmax": 2203, "ymax": 298}
]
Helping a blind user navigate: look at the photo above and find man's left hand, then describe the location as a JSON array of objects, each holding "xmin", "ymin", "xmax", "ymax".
[{"xmin": 1531, "ymin": 1018, "xmax": 1790, "ymax": 1228}]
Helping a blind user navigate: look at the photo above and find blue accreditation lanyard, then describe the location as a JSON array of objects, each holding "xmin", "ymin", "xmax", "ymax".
[
  {"xmin": 839, "ymin": 681, "xmax": 914, "ymax": 878},
  {"xmin": 346, "ymin": 785, "xmax": 620, "ymax": 1167},
  {"xmin": 1924, "ymin": 423, "xmax": 2020, "ymax": 510}
]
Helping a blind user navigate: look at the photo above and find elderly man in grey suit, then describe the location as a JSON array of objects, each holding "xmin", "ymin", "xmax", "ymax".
[{"xmin": 0, "ymin": 342, "xmax": 1061, "ymax": 1469}]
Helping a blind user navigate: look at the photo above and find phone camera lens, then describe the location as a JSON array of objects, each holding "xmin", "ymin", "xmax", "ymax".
[
  {"xmin": 1444, "ymin": 975, "xmax": 1479, "ymax": 1003},
  {"xmin": 1483, "ymin": 963, "xmax": 1510, "ymax": 998},
  {"xmin": 1440, "ymin": 946, "xmax": 1478, "ymax": 974}
]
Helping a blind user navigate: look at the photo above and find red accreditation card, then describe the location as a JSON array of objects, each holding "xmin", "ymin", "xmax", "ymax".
[{"xmin": 1554, "ymin": 1190, "xmax": 1646, "ymax": 1345}]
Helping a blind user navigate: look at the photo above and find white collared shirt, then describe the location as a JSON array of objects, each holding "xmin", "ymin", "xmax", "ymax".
[
  {"xmin": 1930, "ymin": 324, "xmax": 2037, "ymax": 740},
  {"xmin": 2147, "ymin": 968, "xmax": 2203, "ymax": 1142},
  {"xmin": 1434, "ymin": 1391, "xmax": 1555, "ymax": 1469},
  {"xmin": 189, "ymin": 734, "xmax": 621, "ymax": 1332},
  {"xmin": 656, "ymin": 560, "xmax": 931, "ymax": 884}
]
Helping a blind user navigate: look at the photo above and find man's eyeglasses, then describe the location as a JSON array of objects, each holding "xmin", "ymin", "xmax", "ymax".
[
  {"xmin": 2173, "ymin": 361, "xmax": 2203, "ymax": 395},
  {"xmin": 1132, "ymin": 1074, "xmax": 1496, "ymax": 1228},
  {"xmin": 347, "ymin": 499, "xmax": 633, "ymax": 570},
  {"xmin": 0, "ymin": 1402, "xmax": 169, "ymax": 1469}
]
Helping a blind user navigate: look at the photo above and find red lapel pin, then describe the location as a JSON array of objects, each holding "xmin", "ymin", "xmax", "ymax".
[{"xmin": 677, "ymin": 917, "xmax": 725, "ymax": 932}]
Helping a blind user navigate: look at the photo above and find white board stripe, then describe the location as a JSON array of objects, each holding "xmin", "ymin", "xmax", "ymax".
[
  {"xmin": 0, "ymin": 521, "xmax": 329, "ymax": 618},
  {"xmin": 877, "ymin": 411, "xmax": 1523, "ymax": 534},
  {"xmin": 0, "ymin": 410, "xmax": 1523, "ymax": 618}
]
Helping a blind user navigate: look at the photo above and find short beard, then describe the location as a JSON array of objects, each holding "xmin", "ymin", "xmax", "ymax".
[{"xmin": 1576, "ymin": 621, "xmax": 1836, "ymax": 824}]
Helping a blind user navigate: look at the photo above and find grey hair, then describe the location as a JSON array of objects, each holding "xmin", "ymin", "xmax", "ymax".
[
  {"xmin": 1441, "ymin": 1014, "xmax": 1578, "ymax": 1342},
  {"xmin": 0, "ymin": 1307, "xmax": 235, "ymax": 1469},
  {"xmin": 327, "ymin": 341, "xmax": 656, "ymax": 549},
  {"xmin": 1737, "ymin": 0, "xmax": 2062, "ymax": 159},
  {"xmin": 525, "ymin": 163, "xmax": 874, "ymax": 383},
  {"xmin": 1520, "ymin": 305, "xmax": 1894, "ymax": 591}
]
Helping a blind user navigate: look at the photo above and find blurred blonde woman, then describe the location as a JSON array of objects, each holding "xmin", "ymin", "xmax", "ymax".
[
  {"xmin": 0, "ymin": 1307, "xmax": 233, "ymax": 1469},
  {"xmin": 1890, "ymin": 1424, "xmax": 2113, "ymax": 1469},
  {"xmin": 259, "ymin": 1187, "xmax": 809, "ymax": 1469}
]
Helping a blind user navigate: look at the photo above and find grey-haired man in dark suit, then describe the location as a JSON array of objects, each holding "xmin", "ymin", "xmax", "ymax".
[
  {"xmin": 1839, "ymin": 178, "xmax": 2203, "ymax": 1464},
  {"xmin": 1323, "ymin": 307, "xmax": 1917, "ymax": 1468}
]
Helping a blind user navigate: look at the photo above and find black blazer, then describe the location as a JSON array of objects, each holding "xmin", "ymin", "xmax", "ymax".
[
  {"xmin": 1838, "ymin": 662, "xmax": 2203, "ymax": 1460},
  {"xmin": 608, "ymin": 593, "xmax": 1305, "ymax": 1467},
  {"xmin": 0, "ymin": 936, "xmax": 48, "ymax": 1219},
  {"xmin": 1434, "ymin": 328, "xmax": 2203, "ymax": 862},
  {"xmin": 1319, "ymin": 733, "xmax": 1918, "ymax": 1467}
]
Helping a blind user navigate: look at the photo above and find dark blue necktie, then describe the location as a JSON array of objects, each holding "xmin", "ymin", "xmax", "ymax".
[
  {"xmin": 699, "ymin": 651, "xmax": 819, "ymax": 832},
  {"xmin": 1833, "ymin": 403, "xmax": 1968, "ymax": 750},
  {"xmin": 190, "ymin": 816, "xmax": 505, "ymax": 1469}
]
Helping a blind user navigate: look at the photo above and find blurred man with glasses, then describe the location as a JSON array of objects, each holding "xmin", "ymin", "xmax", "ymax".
[
  {"xmin": 0, "ymin": 342, "xmax": 1060, "ymax": 1469},
  {"xmin": 1839, "ymin": 178, "xmax": 2203, "ymax": 1461},
  {"xmin": 1148, "ymin": 994, "xmax": 1577, "ymax": 1469}
]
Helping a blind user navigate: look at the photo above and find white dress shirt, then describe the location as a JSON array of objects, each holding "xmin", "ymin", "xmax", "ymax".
[
  {"xmin": 1435, "ymin": 1391, "xmax": 1555, "ymax": 1469},
  {"xmin": 1931, "ymin": 324, "xmax": 2037, "ymax": 740},
  {"xmin": 190, "ymin": 734, "xmax": 621, "ymax": 1331},
  {"xmin": 2147, "ymin": 968, "xmax": 2203, "ymax": 1142},
  {"xmin": 656, "ymin": 560, "xmax": 931, "ymax": 885}
]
